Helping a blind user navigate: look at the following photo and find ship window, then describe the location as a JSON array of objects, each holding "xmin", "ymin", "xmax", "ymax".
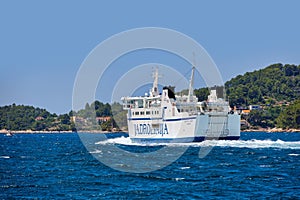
[
  {"xmin": 140, "ymin": 111, "xmax": 145, "ymax": 115},
  {"xmin": 132, "ymin": 112, "xmax": 135, "ymax": 115},
  {"xmin": 135, "ymin": 112, "xmax": 139, "ymax": 115},
  {"xmin": 146, "ymin": 111, "xmax": 150, "ymax": 115}
]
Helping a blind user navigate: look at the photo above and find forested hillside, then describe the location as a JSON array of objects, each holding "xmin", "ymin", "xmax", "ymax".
[
  {"xmin": 225, "ymin": 63, "xmax": 300, "ymax": 106},
  {"xmin": 276, "ymin": 100, "xmax": 300, "ymax": 129},
  {"xmin": 0, "ymin": 104, "xmax": 75, "ymax": 131},
  {"xmin": 0, "ymin": 102, "xmax": 126, "ymax": 132},
  {"xmin": 224, "ymin": 63, "xmax": 300, "ymax": 129}
]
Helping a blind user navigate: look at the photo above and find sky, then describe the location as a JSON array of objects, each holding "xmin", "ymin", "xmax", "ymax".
[{"xmin": 1, "ymin": 0, "xmax": 299, "ymax": 114}]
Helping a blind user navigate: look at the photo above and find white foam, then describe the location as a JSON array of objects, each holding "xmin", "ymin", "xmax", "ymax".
[
  {"xmin": 189, "ymin": 139, "xmax": 300, "ymax": 149},
  {"xmin": 179, "ymin": 166, "xmax": 190, "ymax": 170},
  {"xmin": 0, "ymin": 156, "xmax": 10, "ymax": 159},
  {"xmin": 95, "ymin": 136, "xmax": 132, "ymax": 145},
  {"xmin": 259, "ymin": 164, "xmax": 272, "ymax": 168},
  {"xmin": 288, "ymin": 153, "xmax": 300, "ymax": 156},
  {"xmin": 174, "ymin": 178, "xmax": 185, "ymax": 181},
  {"xmin": 95, "ymin": 136, "xmax": 164, "ymax": 146},
  {"xmin": 95, "ymin": 137, "xmax": 300, "ymax": 149},
  {"xmin": 89, "ymin": 150, "xmax": 102, "ymax": 154}
]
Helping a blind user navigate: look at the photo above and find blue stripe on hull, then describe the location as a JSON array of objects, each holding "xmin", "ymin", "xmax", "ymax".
[
  {"xmin": 193, "ymin": 136, "xmax": 240, "ymax": 142},
  {"xmin": 131, "ymin": 136, "xmax": 240, "ymax": 143},
  {"xmin": 128, "ymin": 117, "xmax": 196, "ymax": 121}
]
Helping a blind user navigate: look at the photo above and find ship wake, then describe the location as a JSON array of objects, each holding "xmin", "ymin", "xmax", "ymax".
[{"xmin": 95, "ymin": 137, "xmax": 300, "ymax": 149}]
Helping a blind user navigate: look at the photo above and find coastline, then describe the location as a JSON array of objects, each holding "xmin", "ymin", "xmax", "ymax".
[
  {"xmin": 243, "ymin": 128, "xmax": 300, "ymax": 133},
  {"xmin": 0, "ymin": 129, "xmax": 128, "ymax": 134},
  {"xmin": 1, "ymin": 129, "xmax": 299, "ymax": 134}
]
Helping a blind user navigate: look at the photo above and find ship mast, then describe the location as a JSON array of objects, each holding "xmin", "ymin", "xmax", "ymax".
[
  {"xmin": 187, "ymin": 55, "xmax": 196, "ymax": 102},
  {"xmin": 151, "ymin": 67, "xmax": 159, "ymax": 97}
]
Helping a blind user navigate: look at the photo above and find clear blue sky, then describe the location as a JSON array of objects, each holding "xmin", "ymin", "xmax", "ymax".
[{"xmin": 1, "ymin": 0, "xmax": 299, "ymax": 114}]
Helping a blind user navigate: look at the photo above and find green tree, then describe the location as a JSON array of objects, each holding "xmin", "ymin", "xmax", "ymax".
[
  {"xmin": 276, "ymin": 100, "xmax": 300, "ymax": 129},
  {"xmin": 194, "ymin": 88, "xmax": 209, "ymax": 101},
  {"xmin": 58, "ymin": 114, "xmax": 71, "ymax": 125}
]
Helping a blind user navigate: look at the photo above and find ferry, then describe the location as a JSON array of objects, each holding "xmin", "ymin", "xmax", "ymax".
[{"xmin": 121, "ymin": 67, "xmax": 240, "ymax": 143}]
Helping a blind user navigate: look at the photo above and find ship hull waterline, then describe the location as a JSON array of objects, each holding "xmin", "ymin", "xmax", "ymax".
[{"xmin": 127, "ymin": 114, "xmax": 241, "ymax": 143}]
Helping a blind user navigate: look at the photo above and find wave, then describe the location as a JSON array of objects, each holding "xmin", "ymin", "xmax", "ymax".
[
  {"xmin": 95, "ymin": 137, "xmax": 300, "ymax": 149},
  {"xmin": 192, "ymin": 139, "xmax": 300, "ymax": 149},
  {"xmin": 0, "ymin": 156, "xmax": 10, "ymax": 159},
  {"xmin": 288, "ymin": 153, "xmax": 300, "ymax": 156}
]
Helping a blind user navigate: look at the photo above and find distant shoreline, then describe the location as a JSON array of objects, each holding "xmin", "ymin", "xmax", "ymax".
[
  {"xmin": 243, "ymin": 128, "xmax": 300, "ymax": 133},
  {"xmin": 0, "ymin": 129, "xmax": 128, "ymax": 134},
  {"xmin": 1, "ymin": 129, "xmax": 300, "ymax": 134}
]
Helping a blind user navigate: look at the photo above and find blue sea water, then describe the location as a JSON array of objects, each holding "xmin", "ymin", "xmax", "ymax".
[{"xmin": 1, "ymin": 132, "xmax": 300, "ymax": 199}]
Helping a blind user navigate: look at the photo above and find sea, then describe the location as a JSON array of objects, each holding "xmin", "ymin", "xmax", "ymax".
[{"xmin": 1, "ymin": 132, "xmax": 300, "ymax": 199}]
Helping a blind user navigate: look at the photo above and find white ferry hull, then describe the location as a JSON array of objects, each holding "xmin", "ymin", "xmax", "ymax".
[{"xmin": 128, "ymin": 114, "xmax": 240, "ymax": 143}]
